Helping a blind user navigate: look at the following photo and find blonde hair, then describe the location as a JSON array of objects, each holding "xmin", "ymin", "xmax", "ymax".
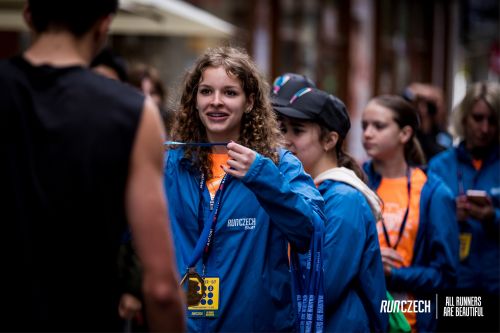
[
  {"xmin": 452, "ymin": 81, "xmax": 500, "ymax": 144},
  {"xmin": 173, "ymin": 46, "xmax": 282, "ymax": 178}
]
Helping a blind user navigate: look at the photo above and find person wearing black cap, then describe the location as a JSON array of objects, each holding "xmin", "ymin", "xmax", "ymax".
[
  {"xmin": 275, "ymin": 87, "xmax": 388, "ymax": 332},
  {"xmin": 361, "ymin": 95, "xmax": 458, "ymax": 332}
]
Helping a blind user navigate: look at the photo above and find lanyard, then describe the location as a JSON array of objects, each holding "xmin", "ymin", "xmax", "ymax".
[
  {"xmin": 164, "ymin": 141, "xmax": 228, "ymax": 147},
  {"xmin": 290, "ymin": 211, "xmax": 325, "ymax": 333},
  {"xmin": 457, "ymin": 168, "xmax": 465, "ymax": 196},
  {"xmin": 380, "ymin": 168, "xmax": 411, "ymax": 250},
  {"xmin": 185, "ymin": 172, "xmax": 229, "ymax": 273}
]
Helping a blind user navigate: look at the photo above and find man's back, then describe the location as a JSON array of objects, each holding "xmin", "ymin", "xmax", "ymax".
[{"xmin": 0, "ymin": 56, "xmax": 144, "ymax": 331}]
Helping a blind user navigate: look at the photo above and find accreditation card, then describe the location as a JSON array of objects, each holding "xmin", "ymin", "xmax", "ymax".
[{"xmin": 188, "ymin": 277, "xmax": 220, "ymax": 318}]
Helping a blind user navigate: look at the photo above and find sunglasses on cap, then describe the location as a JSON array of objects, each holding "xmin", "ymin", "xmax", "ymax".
[
  {"xmin": 289, "ymin": 87, "xmax": 313, "ymax": 104},
  {"xmin": 272, "ymin": 74, "xmax": 292, "ymax": 95}
]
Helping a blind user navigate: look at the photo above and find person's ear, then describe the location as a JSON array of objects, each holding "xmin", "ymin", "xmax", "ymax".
[
  {"xmin": 98, "ymin": 14, "xmax": 114, "ymax": 38},
  {"xmin": 95, "ymin": 14, "xmax": 113, "ymax": 43},
  {"xmin": 323, "ymin": 131, "xmax": 339, "ymax": 152},
  {"xmin": 91, "ymin": 14, "xmax": 114, "ymax": 51},
  {"xmin": 399, "ymin": 125, "xmax": 413, "ymax": 144},
  {"xmin": 245, "ymin": 94, "xmax": 254, "ymax": 114},
  {"xmin": 23, "ymin": 4, "xmax": 35, "ymax": 31}
]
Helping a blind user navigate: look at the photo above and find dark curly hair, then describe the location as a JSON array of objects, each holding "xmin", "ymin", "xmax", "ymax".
[{"xmin": 172, "ymin": 46, "xmax": 282, "ymax": 178}]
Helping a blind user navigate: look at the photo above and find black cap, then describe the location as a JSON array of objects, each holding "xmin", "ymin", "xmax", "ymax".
[
  {"xmin": 274, "ymin": 88, "xmax": 351, "ymax": 139},
  {"xmin": 271, "ymin": 73, "xmax": 316, "ymax": 107}
]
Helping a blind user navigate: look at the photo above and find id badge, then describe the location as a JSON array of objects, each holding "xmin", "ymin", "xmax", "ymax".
[
  {"xmin": 188, "ymin": 277, "xmax": 220, "ymax": 318},
  {"xmin": 180, "ymin": 268, "xmax": 205, "ymax": 306},
  {"xmin": 459, "ymin": 233, "xmax": 472, "ymax": 261}
]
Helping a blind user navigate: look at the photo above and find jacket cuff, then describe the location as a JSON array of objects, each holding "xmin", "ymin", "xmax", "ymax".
[{"xmin": 242, "ymin": 153, "xmax": 264, "ymax": 183}]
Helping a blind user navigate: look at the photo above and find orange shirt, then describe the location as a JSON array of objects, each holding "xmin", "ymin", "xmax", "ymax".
[
  {"xmin": 207, "ymin": 153, "xmax": 230, "ymax": 199},
  {"xmin": 472, "ymin": 159, "xmax": 483, "ymax": 171},
  {"xmin": 376, "ymin": 168, "xmax": 427, "ymax": 330}
]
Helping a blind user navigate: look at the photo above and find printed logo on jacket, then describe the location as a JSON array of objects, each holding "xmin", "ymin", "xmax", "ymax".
[{"xmin": 226, "ymin": 217, "xmax": 256, "ymax": 230}]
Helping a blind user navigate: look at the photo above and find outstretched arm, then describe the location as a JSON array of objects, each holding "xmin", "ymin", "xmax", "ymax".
[{"xmin": 126, "ymin": 97, "xmax": 185, "ymax": 332}]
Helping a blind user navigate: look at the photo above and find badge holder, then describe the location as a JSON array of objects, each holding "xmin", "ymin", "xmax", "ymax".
[{"xmin": 180, "ymin": 267, "xmax": 206, "ymax": 306}]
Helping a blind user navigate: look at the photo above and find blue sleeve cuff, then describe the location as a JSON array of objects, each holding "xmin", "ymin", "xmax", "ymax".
[{"xmin": 242, "ymin": 153, "xmax": 264, "ymax": 183}]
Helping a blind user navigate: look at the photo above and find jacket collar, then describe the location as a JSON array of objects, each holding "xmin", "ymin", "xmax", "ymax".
[
  {"xmin": 455, "ymin": 141, "xmax": 500, "ymax": 166},
  {"xmin": 362, "ymin": 161, "xmax": 382, "ymax": 190},
  {"xmin": 362, "ymin": 160, "xmax": 429, "ymax": 191}
]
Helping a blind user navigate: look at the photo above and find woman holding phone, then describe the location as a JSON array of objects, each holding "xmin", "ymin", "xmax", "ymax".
[{"xmin": 428, "ymin": 82, "xmax": 500, "ymax": 332}]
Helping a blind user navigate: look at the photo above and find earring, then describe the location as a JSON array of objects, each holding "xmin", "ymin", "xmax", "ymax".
[{"xmin": 245, "ymin": 107, "xmax": 252, "ymax": 114}]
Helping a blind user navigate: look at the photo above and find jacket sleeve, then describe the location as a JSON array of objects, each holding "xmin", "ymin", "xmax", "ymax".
[
  {"xmin": 241, "ymin": 151, "xmax": 323, "ymax": 253},
  {"xmin": 388, "ymin": 182, "xmax": 459, "ymax": 293},
  {"xmin": 323, "ymin": 188, "xmax": 365, "ymax": 303},
  {"xmin": 323, "ymin": 186, "xmax": 388, "ymax": 332}
]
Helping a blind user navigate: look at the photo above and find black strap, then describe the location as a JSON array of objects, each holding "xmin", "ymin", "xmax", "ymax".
[
  {"xmin": 381, "ymin": 168, "xmax": 411, "ymax": 250},
  {"xmin": 196, "ymin": 172, "xmax": 229, "ymax": 270}
]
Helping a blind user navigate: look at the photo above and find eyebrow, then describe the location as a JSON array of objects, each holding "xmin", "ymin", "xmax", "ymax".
[{"xmin": 198, "ymin": 84, "xmax": 241, "ymax": 90}]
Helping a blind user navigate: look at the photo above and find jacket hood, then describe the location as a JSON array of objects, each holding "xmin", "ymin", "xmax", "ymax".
[{"xmin": 315, "ymin": 167, "xmax": 382, "ymax": 221}]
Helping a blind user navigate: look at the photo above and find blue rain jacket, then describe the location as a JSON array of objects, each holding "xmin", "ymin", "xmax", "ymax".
[
  {"xmin": 428, "ymin": 143, "xmax": 500, "ymax": 294},
  {"xmin": 363, "ymin": 162, "xmax": 459, "ymax": 332},
  {"xmin": 164, "ymin": 148, "xmax": 324, "ymax": 332},
  {"xmin": 318, "ymin": 180, "xmax": 388, "ymax": 333}
]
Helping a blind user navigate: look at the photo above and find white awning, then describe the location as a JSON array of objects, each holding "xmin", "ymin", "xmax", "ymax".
[{"xmin": 0, "ymin": 0, "xmax": 235, "ymax": 37}]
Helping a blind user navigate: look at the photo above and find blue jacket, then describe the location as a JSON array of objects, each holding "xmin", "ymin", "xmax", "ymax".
[
  {"xmin": 363, "ymin": 162, "xmax": 459, "ymax": 332},
  {"xmin": 164, "ymin": 148, "xmax": 324, "ymax": 332},
  {"xmin": 318, "ymin": 180, "xmax": 388, "ymax": 333},
  {"xmin": 428, "ymin": 143, "xmax": 500, "ymax": 294}
]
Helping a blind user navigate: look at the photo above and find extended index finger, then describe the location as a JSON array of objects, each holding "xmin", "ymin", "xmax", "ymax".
[{"xmin": 227, "ymin": 141, "xmax": 250, "ymax": 154}]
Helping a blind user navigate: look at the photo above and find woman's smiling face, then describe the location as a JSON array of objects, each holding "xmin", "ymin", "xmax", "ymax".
[{"xmin": 196, "ymin": 66, "xmax": 253, "ymax": 142}]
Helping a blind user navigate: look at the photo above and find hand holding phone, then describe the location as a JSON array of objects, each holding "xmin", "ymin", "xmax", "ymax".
[
  {"xmin": 466, "ymin": 190, "xmax": 489, "ymax": 206},
  {"xmin": 465, "ymin": 190, "xmax": 495, "ymax": 222}
]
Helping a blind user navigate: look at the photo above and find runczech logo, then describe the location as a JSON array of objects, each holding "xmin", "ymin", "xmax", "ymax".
[{"xmin": 226, "ymin": 218, "xmax": 256, "ymax": 230}]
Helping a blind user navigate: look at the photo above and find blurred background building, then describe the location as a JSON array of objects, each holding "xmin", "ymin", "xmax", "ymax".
[{"xmin": 0, "ymin": 0, "xmax": 498, "ymax": 159}]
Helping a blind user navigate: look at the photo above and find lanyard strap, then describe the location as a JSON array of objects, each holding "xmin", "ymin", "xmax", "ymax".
[
  {"xmin": 185, "ymin": 172, "xmax": 229, "ymax": 270},
  {"xmin": 164, "ymin": 141, "xmax": 228, "ymax": 147},
  {"xmin": 457, "ymin": 167, "xmax": 465, "ymax": 195},
  {"xmin": 381, "ymin": 168, "xmax": 411, "ymax": 250},
  {"xmin": 290, "ymin": 211, "xmax": 325, "ymax": 333}
]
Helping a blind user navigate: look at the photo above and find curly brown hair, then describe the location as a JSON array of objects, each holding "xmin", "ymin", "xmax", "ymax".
[{"xmin": 172, "ymin": 46, "xmax": 282, "ymax": 178}]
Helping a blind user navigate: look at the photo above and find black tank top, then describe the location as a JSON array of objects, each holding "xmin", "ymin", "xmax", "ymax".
[{"xmin": 0, "ymin": 56, "xmax": 144, "ymax": 331}]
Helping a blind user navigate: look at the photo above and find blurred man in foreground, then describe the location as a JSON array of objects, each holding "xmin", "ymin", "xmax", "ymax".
[{"xmin": 0, "ymin": 0, "xmax": 184, "ymax": 331}]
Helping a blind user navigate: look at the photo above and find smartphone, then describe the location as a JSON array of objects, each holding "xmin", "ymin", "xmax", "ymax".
[{"xmin": 466, "ymin": 189, "xmax": 489, "ymax": 206}]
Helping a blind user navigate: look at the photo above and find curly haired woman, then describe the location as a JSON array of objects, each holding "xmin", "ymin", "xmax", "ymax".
[{"xmin": 164, "ymin": 46, "xmax": 324, "ymax": 332}]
